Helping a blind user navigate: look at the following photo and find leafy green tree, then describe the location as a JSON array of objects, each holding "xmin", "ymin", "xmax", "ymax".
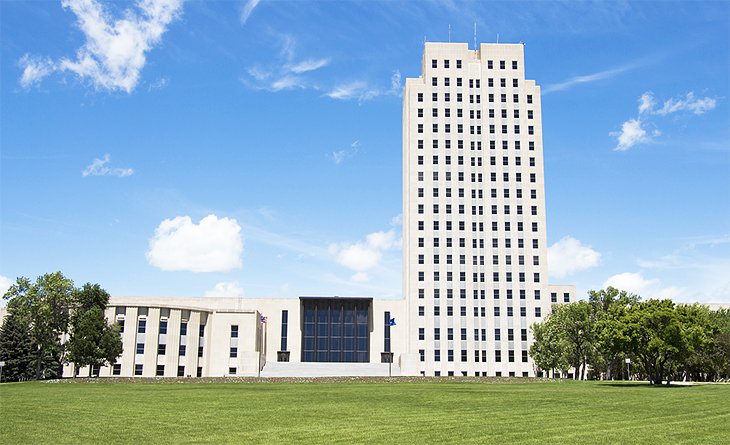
[
  {"xmin": 3, "ymin": 273, "xmax": 75, "ymax": 379},
  {"xmin": 530, "ymin": 319, "xmax": 569, "ymax": 378},
  {"xmin": 623, "ymin": 299, "xmax": 686, "ymax": 385},
  {"xmin": 66, "ymin": 306, "xmax": 122, "ymax": 376},
  {"xmin": 552, "ymin": 301, "xmax": 594, "ymax": 380},
  {"xmin": 0, "ymin": 308, "xmax": 36, "ymax": 382},
  {"xmin": 590, "ymin": 287, "xmax": 639, "ymax": 380},
  {"xmin": 708, "ymin": 308, "xmax": 730, "ymax": 380}
]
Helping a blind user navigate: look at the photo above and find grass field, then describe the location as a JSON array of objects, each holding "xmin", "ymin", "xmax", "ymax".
[{"xmin": 1, "ymin": 378, "xmax": 728, "ymax": 444}]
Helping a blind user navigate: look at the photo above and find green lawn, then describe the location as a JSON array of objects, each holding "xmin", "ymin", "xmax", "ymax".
[{"xmin": 1, "ymin": 379, "xmax": 728, "ymax": 444}]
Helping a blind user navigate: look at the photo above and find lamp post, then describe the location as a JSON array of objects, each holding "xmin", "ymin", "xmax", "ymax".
[{"xmin": 625, "ymin": 358, "xmax": 631, "ymax": 381}]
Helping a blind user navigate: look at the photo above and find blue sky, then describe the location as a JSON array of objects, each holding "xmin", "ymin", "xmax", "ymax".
[{"xmin": 1, "ymin": 0, "xmax": 728, "ymax": 304}]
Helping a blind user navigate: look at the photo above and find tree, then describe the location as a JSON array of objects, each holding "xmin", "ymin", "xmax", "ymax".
[
  {"xmin": 65, "ymin": 283, "xmax": 122, "ymax": 376},
  {"xmin": 530, "ymin": 319, "xmax": 569, "ymax": 378},
  {"xmin": 0, "ymin": 308, "xmax": 36, "ymax": 382},
  {"xmin": 552, "ymin": 301, "xmax": 594, "ymax": 380},
  {"xmin": 623, "ymin": 299, "xmax": 686, "ymax": 385},
  {"xmin": 66, "ymin": 307, "xmax": 122, "ymax": 376},
  {"xmin": 591, "ymin": 287, "xmax": 639, "ymax": 380},
  {"xmin": 3, "ymin": 273, "xmax": 75, "ymax": 379}
]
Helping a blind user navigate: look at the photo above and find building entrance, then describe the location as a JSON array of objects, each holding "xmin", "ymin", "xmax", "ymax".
[{"xmin": 301, "ymin": 297, "xmax": 371, "ymax": 362}]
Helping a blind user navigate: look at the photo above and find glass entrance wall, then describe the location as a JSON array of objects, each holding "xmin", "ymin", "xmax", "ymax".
[{"xmin": 301, "ymin": 298, "xmax": 371, "ymax": 362}]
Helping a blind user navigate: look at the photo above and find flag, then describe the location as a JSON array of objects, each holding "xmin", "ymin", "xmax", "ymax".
[
  {"xmin": 260, "ymin": 315, "xmax": 267, "ymax": 323},
  {"xmin": 389, "ymin": 318, "xmax": 396, "ymax": 326}
]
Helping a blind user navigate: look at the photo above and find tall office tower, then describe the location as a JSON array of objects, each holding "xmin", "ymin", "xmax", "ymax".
[{"xmin": 401, "ymin": 42, "xmax": 574, "ymax": 377}]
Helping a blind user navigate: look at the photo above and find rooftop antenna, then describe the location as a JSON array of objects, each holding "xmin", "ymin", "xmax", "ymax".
[
  {"xmin": 448, "ymin": 24, "xmax": 451, "ymax": 42},
  {"xmin": 473, "ymin": 22, "xmax": 477, "ymax": 50}
]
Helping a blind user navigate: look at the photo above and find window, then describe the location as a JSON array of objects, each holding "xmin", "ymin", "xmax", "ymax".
[
  {"xmin": 230, "ymin": 325, "xmax": 238, "ymax": 338},
  {"xmin": 199, "ymin": 325, "xmax": 205, "ymax": 337},
  {"xmin": 448, "ymin": 350, "xmax": 454, "ymax": 362},
  {"xmin": 197, "ymin": 367, "xmax": 202, "ymax": 377},
  {"xmin": 420, "ymin": 349, "xmax": 426, "ymax": 362},
  {"xmin": 432, "ymin": 59, "xmax": 437, "ymax": 68},
  {"xmin": 419, "ymin": 328, "xmax": 425, "ymax": 340},
  {"xmin": 508, "ymin": 329, "xmax": 514, "ymax": 341},
  {"xmin": 229, "ymin": 367, "xmax": 237, "ymax": 375},
  {"xmin": 180, "ymin": 322, "xmax": 187, "ymax": 336},
  {"xmin": 509, "ymin": 350, "xmax": 515, "ymax": 362},
  {"xmin": 522, "ymin": 351, "xmax": 529, "ymax": 363},
  {"xmin": 112, "ymin": 364, "xmax": 121, "ymax": 376},
  {"xmin": 500, "ymin": 60, "xmax": 505, "ymax": 69},
  {"xmin": 494, "ymin": 307, "xmax": 500, "ymax": 316},
  {"xmin": 137, "ymin": 319, "xmax": 146, "ymax": 334},
  {"xmin": 418, "ymin": 306, "xmax": 425, "ymax": 316},
  {"xmin": 512, "ymin": 61, "xmax": 518, "ymax": 69},
  {"xmin": 520, "ymin": 307, "xmax": 527, "ymax": 317},
  {"xmin": 495, "ymin": 350, "xmax": 502, "ymax": 362},
  {"xmin": 156, "ymin": 365, "xmax": 165, "ymax": 376},
  {"xmin": 136, "ymin": 343, "xmax": 144, "ymax": 354},
  {"xmin": 198, "ymin": 346, "xmax": 204, "ymax": 358},
  {"xmin": 230, "ymin": 347, "xmax": 238, "ymax": 358},
  {"xmin": 177, "ymin": 366, "xmax": 185, "ymax": 377},
  {"xmin": 435, "ymin": 350, "xmax": 441, "ymax": 362},
  {"xmin": 118, "ymin": 319, "xmax": 125, "ymax": 333},
  {"xmin": 179, "ymin": 345, "xmax": 186, "ymax": 356},
  {"xmin": 535, "ymin": 308, "xmax": 542, "ymax": 317},
  {"xmin": 461, "ymin": 350, "xmax": 468, "ymax": 362},
  {"xmin": 456, "ymin": 60, "xmax": 462, "ymax": 69},
  {"xmin": 157, "ymin": 344, "xmax": 166, "ymax": 355},
  {"xmin": 564, "ymin": 293, "xmax": 571, "ymax": 303},
  {"xmin": 522, "ymin": 329, "xmax": 528, "ymax": 341},
  {"xmin": 135, "ymin": 364, "xmax": 143, "ymax": 376},
  {"xmin": 418, "ymin": 93, "xmax": 423, "ymax": 102},
  {"xmin": 447, "ymin": 328, "xmax": 454, "ymax": 341}
]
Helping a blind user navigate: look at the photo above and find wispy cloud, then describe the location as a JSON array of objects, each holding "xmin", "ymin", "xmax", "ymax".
[
  {"xmin": 287, "ymin": 58, "xmax": 330, "ymax": 74},
  {"xmin": 240, "ymin": 0, "xmax": 261, "ymax": 24},
  {"xmin": 544, "ymin": 64, "xmax": 634, "ymax": 94},
  {"xmin": 328, "ymin": 140, "xmax": 360, "ymax": 164},
  {"xmin": 610, "ymin": 91, "xmax": 718, "ymax": 151},
  {"xmin": 326, "ymin": 70, "xmax": 402, "ymax": 102},
  {"xmin": 242, "ymin": 34, "xmax": 329, "ymax": 92},
  {"xmin": 547, "ymin": 236, "xmax": 601, "ymax": 278},
  {"xmin": 19, "ymin": 0, "xmax": 183, "ymax": 93},
  {"xmin": 82, "ymin": 154, "xmax": 134, "ymax": 177}
]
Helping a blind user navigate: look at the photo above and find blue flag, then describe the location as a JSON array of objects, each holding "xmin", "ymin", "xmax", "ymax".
[{"xmin": 389, "ymin": 318, "xmax": 396, "ymax": 326}]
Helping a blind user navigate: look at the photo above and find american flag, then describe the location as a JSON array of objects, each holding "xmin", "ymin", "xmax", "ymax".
[{"xmin": 260, "ymin": 315, "xmax": 267, "ymax": 323}]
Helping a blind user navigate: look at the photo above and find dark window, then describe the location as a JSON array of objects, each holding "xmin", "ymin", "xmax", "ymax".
[
  {"xmin": 177, "ymin": 366, "xmax": 185, "ymax": 377},
  {"xmin": 180, "ymin": 322, "xmax": 187, "ymax": 336},
  {"xmin": 159, "ymin": 320, "xmax": 168, "ymax": 335},
  {"xmin": 301, "ymin": 298, "xmax": 371, "ymax": 363},
  {"xmin": 135, "ymin": 364, "xmax": 143, "ymax": 376},
  {"xmin": 137, "ymin": 319, "xmax": 146, "ymax": 334},
  {"xmin": 230, "ymin": 347, "xmax": 238, "ymax": 358},
  {"xmin": 281, "ymin": 310, "xmax": 289, "ymax": 351},
  {"xmin": 112, "ymin": 364, "xmax": 121, "ymax": 376},
  {"xmin": 157, "ymin": 344, "xmax": 166, "ymax": 355},
  {"xmin": 231, "ymin": 325, "xmax": 239, "ymax": 338},
  {"xmin": 136, "ymin": 343, "xmax": 144, "ymax": 354},
  {"xmin": 156, "ymin": 365, "xmax": 165, "ymax": 376}
]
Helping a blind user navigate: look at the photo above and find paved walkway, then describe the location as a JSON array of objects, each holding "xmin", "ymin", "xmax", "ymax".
[{"xmin": 260, "ymin": 362, "xmax": 401, "ymax": 377}]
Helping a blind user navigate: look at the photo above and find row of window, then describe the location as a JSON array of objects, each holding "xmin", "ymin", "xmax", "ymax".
[
  {"xmin": 419, "ymin": 220, "xmax": 540, "ymax": 232},
  {"xmin": 418, "ymin": 108, "xmax": 534, "ymax": 120},
  {"xmin": 420, "ymin": 348, "xmax": 529, "ymax": 363},
  {"xmin": 419, "ymin": 327, "xmax": 529, "ymax": 342},
  {"xmin": 418, "ymin": 123, "xmax": 535, "ymax": 135},
  {"xmin": 417, "ymin": 92, "xmax": 531, "ymax": 105},
  {"xmin": 418, "ymin": 139, "xmax": 536, "ymax": 151},
  {"xmin": 417, "ymin": 288, "xmax": 544, "ymax": 300},
  {"xmin": 417, "ymin": 189, "xmax": 539, "ymax": 202},
  {"xmin": 429, "ymin": 58, "xmax": 519, "ymax": 71},
  {"xmin": 117, "ymin": 363, "xmax": 203, "ymax": 377},
  {"xmin": 425, "ymin": 370, "xmax": 530, "ymax": 377},
  {"xmin": 430, "ymin": 77, "xmax": 524, "ymax": 89},
  {"xmin": 417, "ymin": 305, "xmax": 542, "ymax": 317},
  {"xmin": 417, "ymin": 237, "xmax": 540, "ymax": 249},
  {"xmin": 130, "ymin": 319, "xmax": 205, "ymax": 337},
  {"xmin": 420, "ymin": 253, "xmax": 540, "ymax": 266},
  {"xmin": 135, "ymin": 343, "xmax": 204, "ymax": 357},
  {"xmin": 418, "ymin": 154, "xmax": 535, "ymax": 166}
]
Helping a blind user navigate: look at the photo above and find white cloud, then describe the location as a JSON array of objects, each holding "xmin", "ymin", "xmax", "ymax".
[
  {"xmin": 612, "ymin": 91, "xmax": 718, "ymax": 150},
  {"xmin": 548, "ymin": 236, "xmax": 601, "ymax": 279},
  {"xmin": 82, "ymin": 154, "xmax": 134, "ymax": 177},
  {"xmin": 146, "ymin": 214, "xmax": 243, "ymax": 272},
  {"xmin": 329, "ymin": 230, "xmax": 399, "ymax": 281},
  {"xmin": 240, "ymin": 0, "xmax": 261, "ymax": 24},
  {"xmin": 611, "ymin": 118, "xmax": 652, "ymax": 151},
  {"xmin": 20, "ymin": 0, "xmax": 183, "ymax": 93},
  {"xmin": 270, "ymin": 75, "xmax": 304, "ymax": 91},
  {"xmin": 18, "ymin": 55, "xmax": 55, "ymax": 88},
  {"xmin": 205, "ymin": 281, "xmax": 244, "ymax": 298},
  {"xmin": 656, "ymin": 92, "xmax": 717, "ymax": 116},
  {"xmin": 329, "ymin": 140, "xmax": 359, "ymax": 164},
  {"xmin": 638, "ymin": 92, "xmax": 655, "ymax": 114},
  {"xmin": 287, "ymin": 58, "xmax": 330, "ymax": 74},
  {"xmin": 603, "ymin": 272, "xmax": 659, "ymax": 294},
  {"xmin": 0, "ymin": 275, "xmax": 13, "ymax": 299}
]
